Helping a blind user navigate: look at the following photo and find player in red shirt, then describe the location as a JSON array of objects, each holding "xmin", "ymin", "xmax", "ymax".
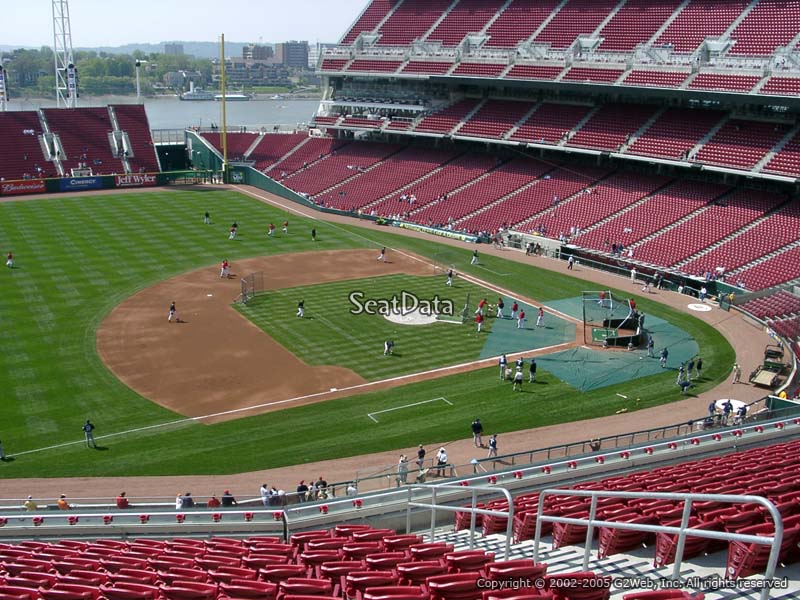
[
  {"xmin": 511, "ymin": 301, "xmax": 519, "ymax": 319},
  {"xmin": 475, "ymin": 313, "xmax": 484, "ymax": 333},
  {"xmin": 537, "ymin": 306, "xmax": 545, "ymax": 327},
  {"xmin": 219, "ymin": 259, "xmax": 230, "ymax": 278},
  {"xmin": 517, "ymin": 310, "xmax": 526, "ymax": 329}
]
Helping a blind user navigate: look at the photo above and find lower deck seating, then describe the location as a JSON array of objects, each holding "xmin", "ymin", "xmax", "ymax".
[
  {"xmin": 0, "ymin": 531, "xmax": 616, "ymax": 600},
  {"xmin": 0, "ymin": 111, "xmax": 49, "ymax": 181}
]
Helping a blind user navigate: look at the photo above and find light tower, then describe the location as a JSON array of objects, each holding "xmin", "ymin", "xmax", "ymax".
[
  {"xmin": 0, "ymin": 64, "xmax": 8, "ymax": 112},
  {"xmin": 52, "ymin": 0, "xmax": 77, "ymax": 108}
]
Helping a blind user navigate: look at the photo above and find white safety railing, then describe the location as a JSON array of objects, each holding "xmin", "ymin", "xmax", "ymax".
[
  {"xmin": 533, "ymin": 489, "xmax": 784, "ymax": 600},
  {"xmin": 405, "ymin": 484, "xmax": 514, "ymax": 560}
]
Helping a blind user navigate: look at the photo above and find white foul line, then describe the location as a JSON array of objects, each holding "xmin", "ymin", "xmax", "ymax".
[{"xmin": 367, "ymin": 396, "xmax": 453, "ymax": 423}]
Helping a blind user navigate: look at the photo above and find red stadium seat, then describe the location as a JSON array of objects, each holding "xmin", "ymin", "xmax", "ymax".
[
  {"xmin": 362, "ymin": 586, "xmax": 429, "ymax": 600},
  {"xmin": 160, "ymin": 582, "xmax": 218, "ymax": 600},
  {"xmin": 426, "ymin": 572, "xmax": 482, "ymax": 600},
  {"xmin": 99, "ymin": 583, "xmax": 161, "ymax": 600},
  {"xmin": 218, "ymin": 579, "xmax": 278, "ymax": 599}
]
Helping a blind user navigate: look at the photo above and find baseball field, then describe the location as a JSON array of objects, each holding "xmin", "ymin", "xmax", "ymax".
[{"xmin": 0, "ymin": 188, "xmax": 734, "ymax": 479}]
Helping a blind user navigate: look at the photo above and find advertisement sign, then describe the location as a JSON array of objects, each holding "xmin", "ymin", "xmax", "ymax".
[
  {"xmin": 115, "ymin": 173, "xmax": 157, "ymax": 188},
  {"xmin": 1, "ymin": 180, "xmax": 46, "ymax": 196},
  {"xmin": 60, "ymin": 177, "xmax": 103, "ymax": 192},
  {"xmin": 399, "ymin": 222, "xmax": 478, "ymax": 243}
]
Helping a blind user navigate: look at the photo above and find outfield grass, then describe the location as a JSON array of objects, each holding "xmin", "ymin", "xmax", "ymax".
[
  {"xmin": 0, "ymin": 189, "xmax": 734, "ymax": 478},
  {"xmin": 236, "ymin": 274, "xmax": 495, "ymax": 380}
]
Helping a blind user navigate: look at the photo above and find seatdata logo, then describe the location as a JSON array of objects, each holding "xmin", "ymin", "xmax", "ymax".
[{"xmin": 348, "ymin": 290, "xmax": 454, "ymax": 317}]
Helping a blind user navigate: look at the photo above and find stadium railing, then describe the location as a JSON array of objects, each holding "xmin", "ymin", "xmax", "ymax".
[{"xmin": 533, "ymin": 488, "xmax": 783, "ymax": 600}]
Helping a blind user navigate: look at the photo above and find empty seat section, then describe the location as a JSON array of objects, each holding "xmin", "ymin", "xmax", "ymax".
[
  {"xmin": 282, "ymin": 142, "xmax": 400, "ymax": 196},
  {"xmin": 622, "ymin": 70, "xmax": 688, "ymax": 88},
  {"xmin": 568, "ymin": 104, "xmax": 658, "ymax": 151},
  {"xmin": 200, "ymin": 132, "xmax": 258, "ymax": 161},
  {"xmin": 655, "ymin": 0, "xmax": 749, "ymax": 52},
  {"xmin": 633, "ymin": 188, "xmax": 785, "ymax": 268},
  {"xmin": 682, "ymin": 197, "xmax": 796, "ymax": 276},
  {"xmin": 740, "ymin": 290, "xmax": 800, "ymax": 319},
  {"xmin": 598, "ymin": 0, "xmax": 684, "ymax": 51},
  {"xmin": 533, "ymin": 0, "xmax": 619, "ymax": 49},
  {"xmin": 113, "ymin": 105, "xmax": 160, "ymax": 173},
  {"xmin": 459, "ymin": 100, "xmax": 534, "ymax": 139},
  {"xmin": 727, "ymin": 0, "xmax": 800, "ymax": 55},
  {"xmin": 510, "ymin": 103, "xmax": 593, "ymax": 144},
  {"xmin": 561, "ymin": 67, "xmax": 624, "ymax": 83},
  {"xmin": 688, "ymin": 73, "xmax": 760, "ymax": 92},
  {"xmin": 505, "ymin": 65, "xmax": 563, "ymax": 80},
  {"xmin": 372, "ymin": 153, "xmax": 496, "ymax": 217},
  {"xmin": 320, "ymin": 59, "xmax": 349, "ymax": 71},
  {"xmin": 531, "ymin": 172, "xmax": 672, "ymax": 239},
  {"xmin": 734, "ymin": 245, "xmax": 800, "ymax": 291},
  {"xmin": 248, "ymin": 133, "xmax": 308, "ymax": 171},
  {"xmin": 459, "ymin": 166, "xmax": 609, "ymax": 233},
  {"xmin": 410, "ymin": 158, "xmax": 550, "ymax": 227},
  {"xmin": 575, "ymin": 180, "xmax": 725, "ymax": 251},
  {"xmin": 695, "ymin": 120, "xmax": 788, "ymax": 169},
  {"xmin": 628, "ymin": 108, "xmax": 726, "ymax": 159},
  {"xmin": 760, "ymin": 77, "xmax": 800, "ymax": 96},
  {"xmin": 347, "ymin": 60, "xmax": 403, "ymax": 73},
  {"xmin": 763, "ymin": 130, "xmax": 800, "ymax": 176},
  {"xmin": 377, "ymin": 0, "xmax": 453, "ymax": 45},
  {"xmin": 426, "ymin": 0, "xmax": 506, "ymax": 46},
  {"xmin": 340, "ymin": 117, "xmax": 384, "ymax": 129},
  {"xmin": 451, "ymin": 63, "xmax": 507, "ymax": 77},
  {"xmin": 276, "ymin": 138, "xmax": 348, "ymax": 176},
  {"xmin": 43, "ymin": 107, "xmax": 122, "ymax": 175},
  {"xmin": 316, "ymin": 147, "xmax": 458, "ymax": 211},
  {"xmin": 342, "ymin": 0, "xmax": 397, "ymax": 44},
  {"xmin": 0, "ymin": 111, "xmax": 48, "ymax": 181},
  {"xmin": 401, "ymin": 61, "xmax": 453, "ymax": 75},
  {"xmin": 373, "ymin": 153, "xmax": 496, "ymax": 217},
  {"xmin": 485, "ymin": 0, "xmax": 561, "ymax": 47},
  {"xmin": 415, "ymin": 99, "xmax": 481, "ymax": 134}
]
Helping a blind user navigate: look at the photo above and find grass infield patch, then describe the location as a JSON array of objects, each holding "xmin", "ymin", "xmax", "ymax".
[{"xmin": 235, "ymin": 274, "xmax": 497, "ymax": 380}]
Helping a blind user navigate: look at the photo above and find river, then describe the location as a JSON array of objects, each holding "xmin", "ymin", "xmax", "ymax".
[{"xmin": 6, "ymin": 95, "xmax": 321, "ymax": 131}]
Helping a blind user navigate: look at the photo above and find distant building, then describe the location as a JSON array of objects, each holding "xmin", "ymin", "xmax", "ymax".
[
  {"xmin": 308, "ymin": 43, "xmax": 335, "ymax": 69},
  {"xmin": 276, "ymin": 41, "xmax": 309, "ymax": 69},
  {"xmin": 243, "ymin": 44, "xmax": 273, "ymax": 61},
  {"xmin": 163, "ymin": 43, "xmax": 185, "ymax": 56}
]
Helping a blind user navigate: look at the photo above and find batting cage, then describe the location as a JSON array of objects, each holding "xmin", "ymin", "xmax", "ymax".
[
  {"xmin": 240, "ymin": 271, "xmax": 264, "ymax": 305},
  {"xmin": 582, "ymin": 290, "xmax": 643, "ymax": 347}
]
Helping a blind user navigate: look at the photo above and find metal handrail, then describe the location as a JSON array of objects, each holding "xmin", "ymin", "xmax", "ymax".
[
  {"xmin": 533, "ymin": 489, "xmax": 784, "ymax": 600},
  {"xmin": 404, "ymin": 484, "xmax": 514, "ymax": 560}
]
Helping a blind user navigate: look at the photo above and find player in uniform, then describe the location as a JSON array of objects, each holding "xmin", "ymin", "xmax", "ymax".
[
  {"xmin": 499, "ymin": 354, "xmax": 507, "ymax": 380},
  {"xmin": 511, "ymin": 302, "xmax": 519, "ymax": 320},
  {"xmin": 446, "ymin": 269, "xmax": 453, "ymax": 287},
  {"xmin": 229, "ymin": 222, "xmax": 238, "ymax": 240},
  {"xmin": 536, "ymin": 306, "xmax": 545, "ymax": 327},
  {"xmin": 282, "ymin": 220, "xmax": 289, "ymax": 234},
  {"xmin": 475, "ymin": 298, "xmax": 487, "ymax": 316},
  {"xmin": 5, "ymin": 252, "xmax": 13, "ymax": 268},
  {"xmin": 204, "ymin": 211, "xmax": 210, "ymax": 224},
  {"xmin": 516, "ymin": 357, "xmax": 524, "ymax": 371},
  {"xmin": 470, "ymin": 250, "xmax": 479, "ymax": 265},
  {"xmin": 268, "ymin": 223, "xmax": 276, "ymax": 237},
  {"xmin": 513, "ymin": 367, "xmax": 524, "ymax": 391},
  {"xmin": 475, "ymin": 312, "xmax": 484, "ymax": 333},
  {"xmin": 517, "ymin": 309, "xmax": 526, "ymax": 329},
  {"xmin": 168, "ymin": 301, "xmax": 179, "ymax": 323},
  {"xmin": 377, "ymin": 247, "xmax": 386, "ymax": 262},
  {"xmin": 296, "ymin": 300, "xmax": 305, "ymax": 318},
  {"xmin": 529, "ymin": 357, "xmax": 537, "ymax": 382},
  {"xmin": 496, "ymin": 297, "xmax": 505, "ymax": 319},
  {"xmin": 384, "ymin": 340, "xmax": 394, "ymax": 356},
  {"xmin": 220, "ymin": 259, "xmax": 230, "ymax": 278}
]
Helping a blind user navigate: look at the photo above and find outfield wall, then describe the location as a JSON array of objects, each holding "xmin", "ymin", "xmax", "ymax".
[{"xmin": 0, "ymin": 171, "xmax": 214, "ymax": 197}]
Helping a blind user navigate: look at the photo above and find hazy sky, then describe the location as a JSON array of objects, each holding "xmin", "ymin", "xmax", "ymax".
[{"xmin": 8, "ymin": 0, "xmax": 369, "ymax": 48}]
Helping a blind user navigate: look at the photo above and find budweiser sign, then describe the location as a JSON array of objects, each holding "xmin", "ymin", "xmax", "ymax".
[
  {"xmin": 115, "ymin": 174, "xmax": 157, "ymax": 188},
  {"xmin": 1, "ymin": 180, "xmax": 46, "ymax": 196}
]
